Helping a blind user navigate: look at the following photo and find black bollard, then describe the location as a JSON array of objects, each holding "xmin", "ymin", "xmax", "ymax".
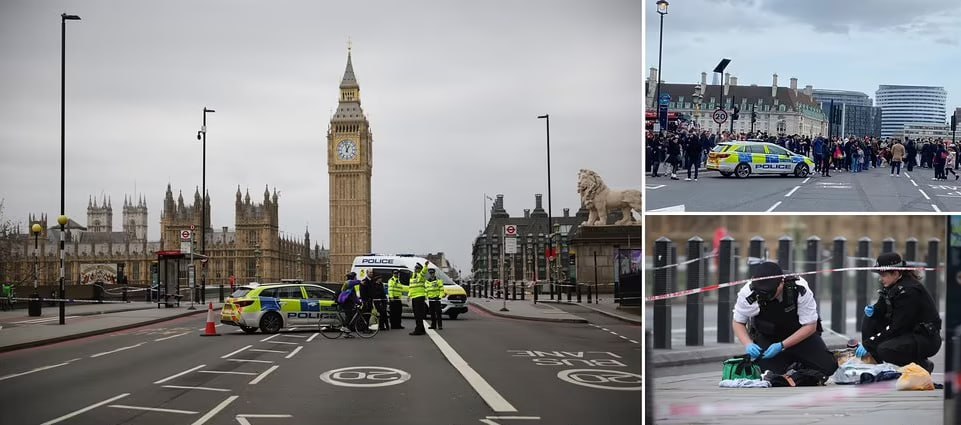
[
  {"xmin": 717, "ymin": 236, "xmax": 735, "ymax": 343},
  {"xmin": 219, "ymin": 284, "xmax": 224, "ymax": 303},
  {"xmin": 653, "ymin": 237, "xmax": 673, "ymax": 349},
  {"xmin": 533, "ymin": 281, "xmax": 539, "ymax": 304},
  {"xmin": 587, "ymin": 284, "xmax": 592, "ymax": 303},
  {"xmin": 927, "ymin": 238, "xmax": 940, "ymax": 305},
  {"xmin": 549, "ymin": 278, "xmax": 555, "ymax": 300},
  {"xmin": 512, "ymin": 282, "xmax": 517, "ymax": 300},
  {"xmin": 806, "ymin": 236, "xmax": 821, "ymax": 316},
  {"xmin": 831, "ymin": 237, "xmax": 847, "ymax": 334},
  {"xmin": 686, "ymin": 236, "xmax": 705, "ymax": 347},
  {"xmin": 567, "ymin": 283, "xmax": 572, "ymax": 302},
  {"xmin": 122, "ymin": 286, "xmax": 128, "ymax": 303},
  {"xmin": 577, "ymin": 282, "xmax": 582, "ymax": 303},
  {"xmin": 856, "ymin": 237, "xmax": 871, "ymax": 332}
]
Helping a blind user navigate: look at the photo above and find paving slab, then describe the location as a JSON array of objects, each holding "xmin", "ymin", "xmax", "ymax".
[{"xmin": 468, "ymin": 298, "xmax": 587, "ymax": 323}]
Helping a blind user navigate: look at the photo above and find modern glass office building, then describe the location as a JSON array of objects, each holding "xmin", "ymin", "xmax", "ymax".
[
  {"xmin": 876, "ymin": 85, "xmax": 947, "ymax": 139},
  {"xmin": 812, "ymin": 90, "xmax": 882, "ymax": 138}
]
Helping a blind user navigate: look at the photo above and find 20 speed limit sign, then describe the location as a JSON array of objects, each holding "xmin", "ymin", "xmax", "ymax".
[{"xmin": 712, "ymin": 109, "xmax": 728, "ymax": 124}]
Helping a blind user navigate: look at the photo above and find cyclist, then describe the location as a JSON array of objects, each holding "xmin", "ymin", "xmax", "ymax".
[{"xmin": 339, "ymin": 272, "xmax": 362, "ymax": 336}]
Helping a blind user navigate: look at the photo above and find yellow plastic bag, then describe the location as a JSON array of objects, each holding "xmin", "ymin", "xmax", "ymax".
[{"xmin": 895, "ymin": 363, "xmax": 934, "ymax": 391}]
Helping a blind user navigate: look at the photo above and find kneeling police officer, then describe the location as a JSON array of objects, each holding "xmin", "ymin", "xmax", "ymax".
[
  {"xmin": 856, "ymin": 252, "xmax": 941, "ymax": 372},
  {"xmin": 733, "ymin": 261, "xmax": 838, "ymax": 377}
]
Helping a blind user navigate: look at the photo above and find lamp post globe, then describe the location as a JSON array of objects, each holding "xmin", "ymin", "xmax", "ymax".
[
  {"xmin": 57, "ymin": 215, "xmax": 68, "ymax": 226},
  {"xmin": 656, "ymin": 0, "xmax": 669, "ymax": 15},
  {"xmin": 31, "ymin": 223, "xmax": 42, "ymax": 234}
]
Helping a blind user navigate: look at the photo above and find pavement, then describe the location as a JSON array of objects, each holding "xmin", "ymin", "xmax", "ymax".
[
  {"xmin": 0, "ymin": 300, "xmax": 214, "ymax": 353},
  {"xmin": 468, "ymin": 295, "xmax": 641, "ymax": 325},
  {"xmin": 647, "ymin": 164, "xmax": 959, "ymax": 212}
]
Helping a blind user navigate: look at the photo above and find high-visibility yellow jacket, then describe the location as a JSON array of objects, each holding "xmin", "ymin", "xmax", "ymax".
[
  {"xmin": 387, "ymin": 276, "xmax": 408, "ymax": 300},
  {"xmin": 407, "ymin": 266, "xmax": 430, "ymax": 299},
  {"xmin": 426, "ymin": 278, "xmax": 444, "ymax": 299}
]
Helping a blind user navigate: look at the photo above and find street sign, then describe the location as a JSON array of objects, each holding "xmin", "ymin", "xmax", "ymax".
[
  {"xmin": 504, "ymin": 225, "xmax": 517, "ymax": 236},
  {"xmin": 181, "ymin": 241, "xmax": 192, "ymax": 254},
  {"xmin": 659, "ymin": 93, "xmax": 671, "ymax": 106},
  {"xmin": 180, "ymin": 230, "xmax": 191, "ymax": 241},
  {"xmin": 712, "ymin": 109, "xmax": 728, "ymax": 124},
  {"xmin": 189, "ymin": 224, "xmax": 196, "ymax": 231},
  {"xmin": 188, "ymin": 265, "xmax": 195, "ymax": 288},
  {"xmin": 505, "ymin": 237, "xmax": 518, "ymax": 254}
]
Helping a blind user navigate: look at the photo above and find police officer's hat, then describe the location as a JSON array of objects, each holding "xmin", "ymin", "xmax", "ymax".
[
  {"xmin": 750, "ymin": 261, "xmax": 797, "ymax": 293},
  {"xmin": 428, "ymin": 268, "xmax": 436, "ymax": 272},
  {"xmin": 873, "ymin": 252, "xmax": 906, "ymax": 273},
  {"xmin": 346, "ymin": 272, "xmax": 357, "ymax": 279},
  {"xmin": 392, "ymin": 270, "xmax": 399, "ymax": 275}
]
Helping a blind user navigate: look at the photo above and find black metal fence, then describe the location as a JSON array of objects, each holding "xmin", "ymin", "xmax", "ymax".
[{"xmin": 650, "ymin": 234, "xmax": 941, "ymax": 349}]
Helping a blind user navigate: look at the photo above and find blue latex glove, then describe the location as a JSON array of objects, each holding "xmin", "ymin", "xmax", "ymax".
[
  {"xmin": 856, "ymin": 344, "xmax": 868, "ymax": 358},
  {"xmin": 762, "ymin": 342, "xmax": 784, "ymax": 359},
  {"xmin": 864, "ymin": 305, "xmax": 874, "ymax": 318},
  {"xmin": 745, "ymin": 343, "xmax": 762, "ymax": 359}
]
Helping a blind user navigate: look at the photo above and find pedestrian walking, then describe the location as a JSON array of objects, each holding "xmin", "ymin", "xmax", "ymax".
[
  {"xmin": 684, "ymin": 135, "xmax": 701, "ymax": 181},
  {"xmin": 947, "ymin": 150, "xmax": 959, "ymax": 180},
  {"xmin": 890, "ymin": 140, "xmax": 905, "ymax": 176},
  {"xmin": 667, "ymin": 137, "xmax": 681, "ymax": 180}
]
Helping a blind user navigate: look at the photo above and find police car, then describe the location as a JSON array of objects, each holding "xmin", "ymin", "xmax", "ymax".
[
  {"xmin": 351, "ymin": 254, "xmax": 469, "ymax": 319},
  {"xmin": 707, "ymin": 140, "xmax": 815, "ymax": 178},
  {"xmin": 221, "ymin": 282, "xmax": 339, "ymax": 334}
]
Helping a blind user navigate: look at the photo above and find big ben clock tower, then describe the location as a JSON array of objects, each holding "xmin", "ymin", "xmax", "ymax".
[{"xmin": 328, "ymin": 47, "xmax": 372, "ymax": 277}]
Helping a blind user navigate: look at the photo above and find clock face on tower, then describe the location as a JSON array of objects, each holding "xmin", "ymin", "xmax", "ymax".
[{"xmin": 337, "ymin": 140, "xmax": 357, "ymax": 160}]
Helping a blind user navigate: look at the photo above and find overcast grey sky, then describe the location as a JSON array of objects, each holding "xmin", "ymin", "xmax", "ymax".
[
  {"xmin": 0, "ymin": 0, "xmax": 642, "ymax": 276},
  {"xmin": 644, "ymin": 0, "xmax": 961, "ymax": 112}
]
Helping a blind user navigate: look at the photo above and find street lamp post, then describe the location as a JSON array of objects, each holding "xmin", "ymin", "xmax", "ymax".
[
  {"xmin": 197, "ymin": 107, "xmax": 214, "ymax": 302},
  {"xmin": 536, "ymin": 114, "xmax": 553, "ymax": 298},
  {"xmin": 60, "ymin": 12, "xmax": 80, "ymax": 325},
  {"xmin": 654, "ymin": 1, "xmax": 669, "ymax": 128}
]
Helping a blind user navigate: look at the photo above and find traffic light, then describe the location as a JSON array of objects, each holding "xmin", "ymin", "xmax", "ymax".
[
  {"xmin": 751, "ymin": 111, "xmax": 758, "ymax": 123},
  {"xmin": 732, "ymin": 105, "xmax": 740, "ymax": 121},
  {"xmin": 952, "ymin": 114, "xmax": 957, "ymax": 132},
  {"xmin": 569, "ymin": 253, "xmax": 576, "ymax": 266}
]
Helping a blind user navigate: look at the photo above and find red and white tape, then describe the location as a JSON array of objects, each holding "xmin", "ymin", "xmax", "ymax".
[{"xmin": 645, "ymin": 266, "xmax": 934, "ymax": 302}]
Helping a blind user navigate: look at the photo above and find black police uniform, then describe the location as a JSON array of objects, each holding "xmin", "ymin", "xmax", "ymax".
[{"xmin": 862, "ymin": 254, "xmax": 942, "ymax": 371}]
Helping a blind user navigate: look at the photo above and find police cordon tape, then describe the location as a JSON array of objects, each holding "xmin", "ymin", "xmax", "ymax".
[
  {"xmin": 644, "ymin": 265, "xmax": 935, "ymax": 302},
  {"xmin": 10, "ymin": 297, "xmax": 133, "ymax": 304}
]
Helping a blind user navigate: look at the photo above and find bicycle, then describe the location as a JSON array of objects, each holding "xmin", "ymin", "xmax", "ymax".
[{"xmin": 319, "ymin": 300, "xmax": 380, "ymax": 339}]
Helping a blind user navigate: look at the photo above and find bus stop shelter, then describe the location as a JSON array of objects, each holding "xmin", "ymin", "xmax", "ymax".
[{"xmin": 155, "ymin": 250, "xmax": 206, "ymax": 308}]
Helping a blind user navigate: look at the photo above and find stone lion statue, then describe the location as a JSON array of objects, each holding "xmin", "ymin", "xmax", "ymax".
[{"xmin": 577, "ymin": 169, "xmax": 642, "ymax": 225}]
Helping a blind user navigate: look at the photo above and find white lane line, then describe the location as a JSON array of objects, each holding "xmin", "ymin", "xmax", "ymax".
[
  {"xmin": 905, "ymin": 172, "xmax": 911, "ymax": 178},
  {"xmin": 13, "ymin": 315, "xmax": 78, "ymax": 324},
  {"xmin": 162, "ymin": 385, "xmax": 231, "ymax": 392},
  {"xmin": 191, "ymin": 395, "xmax": 239, "ymax": 425},
  {"xmin": 932, "ymin": 204, "xmax": 941, "ymax": 212},
  {"xmin": 802, "ymin": 177, "xmax": 811, "ymax": 184},
  {"xmin": 600, "ymin": 328, "xmax": 610, "ymax": 331},
  {"xmin": 486, "ymin": 416, "xmax": 542, "ymax": 420},
  {"xmin": 784, "ymin": 186, "xmax": 800, "ymax": 197},
  {"xmin": 288, "ymin": 327, "xmax": 297, "ymax": 331},
  {"xmin": 260, "ymin": 334, "xmax": 280, "ymax": 342},
  {"xmin": 221, "ymin": 345, "xmax": 253, "ymax": 359},
  {"xmin": 199, "ymin": 370, "xmax": 258, "ymax": 376},
  {"xmin": 0, "ymin": 359, "xmax": 76, "ymax": 382},
  {"xmin": 280, "ymin": 334, "xmax": 308, "ymax": 338},
  {"xmin": 765, "ymin": 201, "xmax": 782, "ymax": 212},
  {"xmin": 264, "ymin": 340, "xmax": 299, "ymax": 345},
  {"xmin": 910, "ymin": 179, "xmax": 919, "ymax": 187},
  {"xmin": 307, "ymin": 332, "xmax": 319, "ymax": 342},
  {"xmin": 154, "ymin": 331, "xmax": 191, "ymax": 342},
  {"xmin": 608, "ymin": 331, "xmax": 619, "ymax": 335},
  {"xmin": 236, "ymin": 414, "xmax": 293, "ymax": 425},
  {"xmin": 919, "ymin": 189, "xmax": 931, "ymax": 200},
  {"xmin": 90, "ymin": 342, "xmax": 145, "ymax": 358},
  {"xmin": 285, "ymin": 346, "xmax": 303, "ymax": 359},
  {"xmin": 629, "ymin": 340, "xmax": 640, "ymax": 344},
  {"xmin": 109, "ymin": 404, "xmax": 198, "ymax": 414},
  {"xmin": 619, "ymin": 335, "xmax": 628, "ymax": 339},
  {"xmin": 154, "ymin": 364, "xmax": 206, "ymax": 384},
  {"xmin": 426, "ymin": 329, "xmax": 517, "ymax": 412},
  {"xmin": 250, "ymin": 349, "xmax": 287, "ymax": 354},
  {"xmin": 648, "ymin": 204, "xmax": 685, "ymax": 212},
  {"xmin": 227, "ymin": 358, "xmax": 275, "ymax": 364},
  {"xmin": 39, "ymin": 393, "xmax": 130, "ymax": 425},
  {"xmin": 249, "ymin": 365, "xmax": 280, "ymax": 385}
]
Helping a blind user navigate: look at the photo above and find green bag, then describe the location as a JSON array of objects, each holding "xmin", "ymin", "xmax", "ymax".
[{"xmin": 722, "ymin": 355, "xmax": 761, "ymax": 380}]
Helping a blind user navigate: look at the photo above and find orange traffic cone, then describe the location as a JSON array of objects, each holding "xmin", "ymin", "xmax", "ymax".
[{"xmin": 201, "ymin": 302, "xmax": 220, "ymax": 336}]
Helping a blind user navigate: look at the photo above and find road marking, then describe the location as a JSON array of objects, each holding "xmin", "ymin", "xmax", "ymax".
[
  {"xmin": 648, "ymin": 204, "xmax": 685, "ymax": 212},
  {"xmin": 932, "ymin": 204, "xmax": 941, "ymax": 212},
  {"xmin": 109, "ymin": 405, "xmax": 198, "ymax": 414},
  {"xmin": 600, "ymin": 328, "xmax": 609, "ymax": 331},
  {"xmin": 628, "ymin": 340, "xmax": 639, "ymax": 344},
  {"xmin": 288, "ymin": 327, "xmax": 297, "ymax": 331},
  {"xmin": 249, "ymin": 365, "xmax": 280, "ymax": 385},
  {"xmin": 154, "ymin": 331, "xmax": 191, "ymax": 341},
  {"xmin": 426, "ymin": 329, "xmax": 517, "ymax": 412},
  {"xmin": 919, "ymin": 189, "xmax": 931, "ymax": 200},
  {"xmin": 319, "ymin": 366, "xmax": 411, "ymax": 387},
  {"xmin": 236, "ymin": 414, "xmax": 293, "ymax": 425},
  {"xmin": 0, "ymin": 359, "xmax": 78, "ymax": 382},
  {"xmin": 557, "ymin": 369, "xmax": 641, "ymax": 391},
  {"xmin": 90, "ymin": 342, "xmax": 145, "ymax": 358},
  {"xmin": 608, "ymin": 331, "xmax": 618, "ymax": 335},
  {"xmin": 163, "ymin": 385, "xmax": 232, "ymax": 392},
  {"xmin": 196, "ymin": 324, "xmax": 224, "ymax": 331},
  {"xmin": 306, "ymin": 332, "xmax": 319, "ymax": 342},
  {"xmin": 486, "ymin": 416, "xmax": 541, "ymax": 420},
  {"xmin": 905, "ymin": 172, "xmax": 911, "ymax": 178},
  {"xmin": 286, "ymin": 346, "xmax": 303, "ymax": 359},
  {"xmin": 765, "ymin": 201, "xmax": 781, "ymax": 212},
  {"xmin": 228, "ymin": 358, "xmax": 275, "ymax": 364},
  {"xmin": 154, "ymin": 364, "xmax": 206, "ymax": 384},
  {"xmin": 910, "ymin": 179, "xmax": 919, "ymax": 187},
  {"xmin": 191, "ymin": 395, "xmax": 239, "ymax": 425},
  {"xmin": 802, "ymin": 177, "xmax": 811, "ymax": 184},
  {"xmin": 784, "ymin": 186, "xmax": 800, "ymax": 197},
  {"xmin": 40, "ymin": 393, "xmax": 130, "ymax": 425},
  {"xmin": 199, "ymin": 370, "xmax": 258, "ymax": 376},
  {"xmin": 260, "ymin": 334, "xmax": 280, "ymax": 342},
  {"xmin": 13, "ymin": 315, "xmax": 78, "ymax": 324},
  {"xmin": 221, "ymin": 345, "xmax": 253, "ymax": 359},
  {"xmin": 250, "ymin": 348, "xmax": 287, "ymax": 354},
  {"xmin": 280, "ymin": 333, "xmax": 308, "ymax": 338},
  {"xmin": 264, "ymin": 340, "xmax": 299, "ymax": 345},
  {"xmin": 646, "ymin": 184, "xmax": 666, "ymax": 190}
]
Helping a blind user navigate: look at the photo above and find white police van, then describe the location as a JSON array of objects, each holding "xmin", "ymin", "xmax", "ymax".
[{"xmin": 350, "ymin": 254, "xmax": 468, "ymax": 319}]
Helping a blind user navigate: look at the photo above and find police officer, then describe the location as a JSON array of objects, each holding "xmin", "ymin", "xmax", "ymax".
[
  {"xmin": 733, "ymin": 261, "xmax": 838, "ymax": 377},
  {"xmin": 407, "ymin": 263, "xmax": 430, "ymax": 336},
  {"xmin": 387, "ymin": 270, "xmax": 408, "ymax": 330},
  {"xmin": 426, "ymin": 268, "xmax": 444, "ymax": 330},
  {"xmin": 856, "ymin": 252, "xmax": 942, "ymax": 372},
  {"xmin": 369, "ymin": 275, "xmax": 390, "ymax": 330}
]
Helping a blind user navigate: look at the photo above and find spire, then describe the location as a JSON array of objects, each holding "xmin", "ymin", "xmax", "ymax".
[
  {"xmin": 339, "ymin": 45, "xmax": 358, "ymax": 89},
  {"xmin": 272, "ymin": 188, "xmax": 278, "ymax": 204},
  {"xmin": 244, "ymin": 189, "xmax": 251, "ymax": 204},
  {"xmin": 88, "ymin": 195, "xmax": 93, "ymax": 208},
  {"xmin": 264, "ymin": 184, "xmax": 270, "ymax": 202}
]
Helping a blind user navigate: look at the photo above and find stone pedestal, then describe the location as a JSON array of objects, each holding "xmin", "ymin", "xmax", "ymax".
[{"xmin": 570, "ymin": 224, "xmax": 641, "ymax": 305}]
